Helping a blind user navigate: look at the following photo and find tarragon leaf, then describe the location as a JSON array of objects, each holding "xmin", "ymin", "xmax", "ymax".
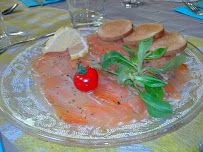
[
  {"xmin": 117, "ymin": 71, "xmax": 133, "ymax": 85},
  {"xmin": 134, "ymin": 75, "xmax": 167, "ymax": 87},
  {"xmin": 145, "ymin": 85, "xmax": 164, "ymax": 99},
  {"xmin": 123, "ymin": 79, "xmax": 134, "ymax": 85},
  {"xmin": 161, "ymin": 55, "xmax": 186, "ymax": 73},
  {"xmin": 90, "ymin": 63, "xmax": 118, "ymax": 75},
  {"xmin": 101, "ymin": 50, "xmax": 133, "ymax": 69},
  {"xmin": 123, "ymin": 45, "xmax": 137, "ymax": 64},
  {"xmin": 89, "ymin": 63, "xmax": 103, "ymax": 70},
  {"xmin": 134, "ymin": 80, "xmax": 145, "ymax": 88},
  {"xmin": 136, "ymin": 37, "xmax": 153, "ymax": 73},
  {"xmin": 144, "ymin": 67, "xmax": 163, "ymax": 74},
  {"xmin": 136, "ymin": 37, "xmax": 153, "ymax": 61},
  {"xmin": 115, "ymin": 63, "xmax": 135, "ymax": 74},
  {"xmin": 139, "ymin": 91, "xmax": 173, "ymax": 118},
  {"xmin": 145, "ymin": 47, "xmax": 168, "ymax": 59}
]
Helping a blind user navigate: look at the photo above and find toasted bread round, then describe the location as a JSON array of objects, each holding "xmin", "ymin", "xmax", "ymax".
[
  {"xmin": 97, "ymin": 19, "xmax": 133, "ymax": 41},
  {"xmin": 123, "ymin": 23, "xmax": 164, "ymax": 45},
  {"xmin": 150, "ymin": 32, "xmax": 187, "ymax": 56}
]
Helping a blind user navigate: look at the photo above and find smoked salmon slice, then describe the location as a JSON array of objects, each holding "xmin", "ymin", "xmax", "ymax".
[
  {"xmin": 92, "ymin": 71, "xmax": 129, "ymax": 105},
  {"xmin": 31, "ymin": 34, "xmax": 189, "ymax": 128},
  {"xmin": 83, "ymin": 103, "xmax": 136, "ymax": 128},
  {"xmin": 128, "ymin": 96, "xmax": 147, "ymax": 121},
  {"xmin": 55, "ymin": 106, "xmax": 88, "ymax": 125},
  {"xmin": 163, "ymin": 64, "xmax": 189, "ymax": 99},
  {"xmin": 86, "ymin": 33, "xmax": 136, "ymax": 61}
]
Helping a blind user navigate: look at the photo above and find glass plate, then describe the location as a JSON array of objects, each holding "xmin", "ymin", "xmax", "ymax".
[{"xmin": 0, "ymin": 30, "xmax": 203, "ymax": 147}]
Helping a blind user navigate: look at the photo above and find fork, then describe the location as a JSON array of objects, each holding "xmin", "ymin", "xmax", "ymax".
[{"xmin": 182, "ymin": 0, "xmax": 203, "ymax": 15}]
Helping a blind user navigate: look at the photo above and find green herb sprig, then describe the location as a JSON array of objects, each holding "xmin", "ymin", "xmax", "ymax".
[{"xmin": 90, "ymin": 37, "xmax": 186, "ymax": 118}]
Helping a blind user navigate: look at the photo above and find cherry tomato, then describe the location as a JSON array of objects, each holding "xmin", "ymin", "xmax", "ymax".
[{"xmin": 73, "ymin": 64, "xmax": 98, "ymax": 92}]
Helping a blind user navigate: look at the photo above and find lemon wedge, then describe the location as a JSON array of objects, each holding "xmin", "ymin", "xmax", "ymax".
[{"xmin": 42, "ymin": 27, "xmax": 89, "ymax": 60}]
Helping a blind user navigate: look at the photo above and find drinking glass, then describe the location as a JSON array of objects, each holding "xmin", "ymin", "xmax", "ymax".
[
  {"xmin": 0, "ymin": 9, "xmax": 11, "ymax": 48},
  {"xmin": 0, "ymin": 9, "xmax": 27, "ymax": 50},
  {"xmin": 66, "ymin": 0, "xmax": 105, "ymax": 29},
  {"xmin": 121, "ymin": 0, "xmax": 141, "ymax": 8}
]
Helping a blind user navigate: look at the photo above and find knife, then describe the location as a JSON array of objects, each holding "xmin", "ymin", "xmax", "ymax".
[
  {"xmin": 0, "ymin": 32, "xmax": 54, "ymax": 54},
  {"xmin": 33, "ymin": 0, "xmax": 44, "ymax": 6}
]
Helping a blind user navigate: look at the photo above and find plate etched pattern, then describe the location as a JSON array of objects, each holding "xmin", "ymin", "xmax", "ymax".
[{"xmin": 0, "ymin": 39, "xmax": 203, "ymax": 146}]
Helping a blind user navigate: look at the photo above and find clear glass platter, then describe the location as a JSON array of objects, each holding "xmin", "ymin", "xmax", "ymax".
[{"xmin": 0, "ymin": 30, "xmax": 202, "ymax": 147}]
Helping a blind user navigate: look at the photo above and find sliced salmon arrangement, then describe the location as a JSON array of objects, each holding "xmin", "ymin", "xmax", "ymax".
[{"xmin": 31, "ymin": 20, "xmax": 189, "ymax": 128}]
